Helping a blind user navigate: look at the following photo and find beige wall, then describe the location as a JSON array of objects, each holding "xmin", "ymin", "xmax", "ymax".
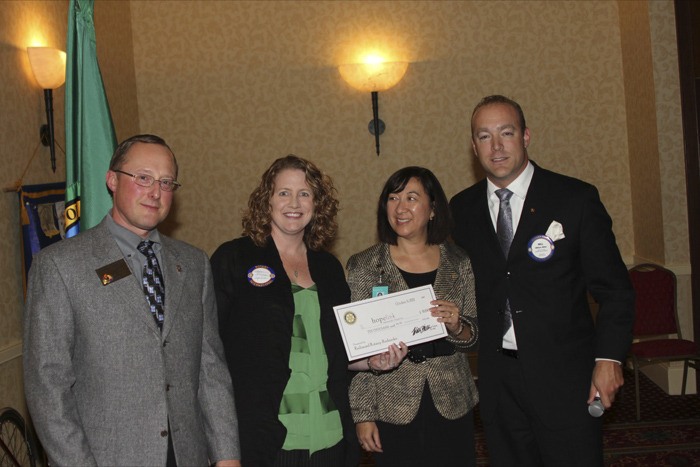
[
  {"xmin": 0, "ymin": 0, "xmax": 68, "ymax": 422},
  {"xmin": 649, "ymin": 1, "xmax": 690, "ymax": 268},
  {"xmin": 0, "ymin": 0, "xmax": 692, "ymax": 416},
  {"xmin": 0, "ymin": 0, "xmax": 137, "ymax": 420},
  {"xmin": 648, "ymin": 1, "xmax": 692, "ymax": 341},
  {"xmin": 620, "ymin": 0, "xmax": 665, "ymax": 264},
  {"xmin": 130, "ymin": 0, "xmax": 636, "ymax": 264}
]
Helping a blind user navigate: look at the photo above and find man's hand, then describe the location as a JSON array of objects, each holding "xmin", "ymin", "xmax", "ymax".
[{"xmin": 590, "ymin": 360, "xmax": 624, "ymax": 409}]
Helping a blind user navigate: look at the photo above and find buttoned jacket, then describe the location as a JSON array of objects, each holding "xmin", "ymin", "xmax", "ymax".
[
  {"xmin": 347, "ymin": 242, "xmax": 479, "ymax": 425},
  {"xmin": 450, "ymin": 162, "xmax": 635, "ymax": 428}
]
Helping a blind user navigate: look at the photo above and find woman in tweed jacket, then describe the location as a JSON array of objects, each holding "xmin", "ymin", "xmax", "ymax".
[{"xmin": 347, "ymin": 167, "xmax": 479, "ymax": 467}]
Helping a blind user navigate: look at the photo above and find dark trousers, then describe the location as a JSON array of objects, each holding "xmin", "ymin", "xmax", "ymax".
[
  {"xmin": 273, "ymin": 441, "xmax": 345, "ymax": 467},
  {"xmin": 373, "ymin": 382, "xmax": 476, "ymax": 467},
  {"xmin": 483, "ymin": 354, "xmax": 603, "ymax": 467}
]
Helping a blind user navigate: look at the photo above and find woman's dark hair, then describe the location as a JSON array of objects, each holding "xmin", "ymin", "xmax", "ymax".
[{"xmin": 377, "ymin": 166, "xmax": 452, "ymax": 245}]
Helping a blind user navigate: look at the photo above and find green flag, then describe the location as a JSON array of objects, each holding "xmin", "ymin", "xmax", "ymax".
[{"xmin": 64, "ymin": 0, "xmax": 117, "ymax": 237}]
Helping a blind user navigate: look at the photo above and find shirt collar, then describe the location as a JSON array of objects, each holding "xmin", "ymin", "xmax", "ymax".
[
  {"xmin": 487, "ymin": 160, "xmax": 534, "ymax": 201},
  {"xmin": 105, "ymin": 211, "xmax": 162, "ymax": 252}
]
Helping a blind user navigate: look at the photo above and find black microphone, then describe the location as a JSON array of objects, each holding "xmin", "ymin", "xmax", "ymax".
[{"xmin": 588, "ymin": 391, "xmax": 605, "ymax": 417}]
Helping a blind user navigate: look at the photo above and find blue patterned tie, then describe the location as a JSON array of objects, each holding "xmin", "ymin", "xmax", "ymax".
[
  {"xmin": 496, "ymin": 188, "xmax": 514, "ymax": 340},
  {"xmin": 138, "ymin": 240, "xmax": 165, "ymax": 330}
]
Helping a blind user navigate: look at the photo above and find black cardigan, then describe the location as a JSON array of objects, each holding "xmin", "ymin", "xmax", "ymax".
[{"xmin": 211, "ymin": 236, "xmax": 359, "ymax": 466}]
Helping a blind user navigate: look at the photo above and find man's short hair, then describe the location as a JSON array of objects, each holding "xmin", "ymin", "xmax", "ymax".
[
  {"xmin": 471, "ymin": 95, "xmax": 527, "ymax": 133},
  {"xmin": 109, "ymin": 134, "xmax": 178, "ymax": 177}
]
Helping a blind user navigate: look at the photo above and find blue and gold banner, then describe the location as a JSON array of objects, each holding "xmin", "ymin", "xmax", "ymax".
[{"xmin": 19, "ymin": 183, "xmax": 66, "ymax": 295}]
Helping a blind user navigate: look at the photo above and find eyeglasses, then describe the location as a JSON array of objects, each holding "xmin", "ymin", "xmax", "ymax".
[{"xmin": 113, "ymin": 170, "xmax": 182, "ymax": 192}]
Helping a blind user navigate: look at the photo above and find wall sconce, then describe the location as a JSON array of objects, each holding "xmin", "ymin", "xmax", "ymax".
[
  {"xmin": 27, "ymin": 47, "xmax": 67, "ymax": 173},
  {"xmin": 339, "ymin": 60, "xmax": 408, "ymax": 156}
]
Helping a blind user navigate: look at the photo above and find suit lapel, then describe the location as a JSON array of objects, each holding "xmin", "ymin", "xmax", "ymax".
[
  {"xmin": 90, "ymin": 221, "xmax": 162, "ymax": 335},
  {"xmin": 377, "ymin": 243, "xmax": 460, "ymax": 299},
  {"xmin": 160, "ymin": 237, "xmax": 187, "ymax": 340},
  {"xmin": 377, "ymin": 244, "xmax": 408, "ymax": 293},
  {"xmin": 433, "ymin": 244, "xmax": 460, "ymax": 298},
  {"xmin": 476, "ymin": 182, "xmax": 506, "ymax": 262},
  {"xmin": 512, "ymin": 165, "xmax": 546, "ymax": 256}
]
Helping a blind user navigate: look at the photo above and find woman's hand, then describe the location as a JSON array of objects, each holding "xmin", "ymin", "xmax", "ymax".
[
  {"xmin": 357, "ymin": 421, "xmax": 383, "ymax": 452},
  {"xmin": 431, "ymin": 299, "xmax": 463, "ymax": 335},
  {"xmin": 368, "ymin": 342, "xmax": 408, "ymax": 371}
]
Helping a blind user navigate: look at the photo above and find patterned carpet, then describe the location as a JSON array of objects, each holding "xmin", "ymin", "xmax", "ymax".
[
  {"xmin": 360, "ymin": 369, "xmax": 700, "ymax": 466},
  {"xmin": 474, "ymin": 369, "xmax": 700, "ymax": 466},
  {"xmin": 605, "ymin": 369, "xmax": 700, "ymax": 424},
  {"xmin": 601, "ymin": 368, "xmax": 700, "ymax": 467},
  {"xmin": 603, "ymin": 420, "xmax": 700, "ymax": 466}
]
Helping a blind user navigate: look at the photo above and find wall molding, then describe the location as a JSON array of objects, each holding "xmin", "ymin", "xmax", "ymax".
[{"xmin": 0, "ymin": 340, "xmax": 22, "ymax": 366}]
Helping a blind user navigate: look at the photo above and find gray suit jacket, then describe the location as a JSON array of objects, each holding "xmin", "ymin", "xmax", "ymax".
[
  {"xmin": 347, "ymin": 242, "xmax": 479, "ymax": 425},
  {"xmin": 23, "ymin": 217, "xmax": 239, "ymax": 466}
]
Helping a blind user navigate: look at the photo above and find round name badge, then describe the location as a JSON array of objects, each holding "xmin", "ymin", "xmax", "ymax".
[
  {"xmin": 247, "ymin": 265, "xmax": 276, "ymax": 287},
  {"xmin": 527, "ymin": 235, "xmax": 555, "ymax": 262}
]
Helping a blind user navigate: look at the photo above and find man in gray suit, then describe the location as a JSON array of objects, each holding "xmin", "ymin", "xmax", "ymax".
[{"xmin": 24, "ymin": 134, "xmax": 241, "ymax": 467}]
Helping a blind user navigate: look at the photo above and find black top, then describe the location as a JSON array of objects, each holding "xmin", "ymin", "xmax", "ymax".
[
  {"xmin": 211, "ymin": 236, "xmax": 359, "ymax": 467},
  {"xmin": 398, "ymin": 268, "xmax": 437, "ymax": 289},
  {"xmin": 397, "ymin": 268, "xmax": 455, "ymax": 362}
]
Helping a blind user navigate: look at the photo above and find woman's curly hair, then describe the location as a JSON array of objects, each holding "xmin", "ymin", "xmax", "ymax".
[{"xmin": 242, "ymin": 154, "xmax": 340, "ymax": 251}]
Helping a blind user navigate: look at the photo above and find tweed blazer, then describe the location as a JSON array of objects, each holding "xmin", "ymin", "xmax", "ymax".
[
  {"xmin": 347, "ymin": 242, "xmax": 479, "ymax": 425},
  {"xmin": 23, "ymin": 217, "xmax": 239, "ymax": 466}
]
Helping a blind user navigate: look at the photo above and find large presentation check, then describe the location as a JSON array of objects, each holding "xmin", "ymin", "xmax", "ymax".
[{"xmin": 333, "ymin": 285, "xmax": 447, "ymax": 361}]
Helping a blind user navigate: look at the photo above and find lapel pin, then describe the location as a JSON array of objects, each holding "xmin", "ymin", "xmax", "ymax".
[
  {"xmin": 530, "ymin": 208, "xmax": 536, "ymax": 214},
  {"xmin": 176, "ymin": 265, "xmax": 183, "ymax": 273},
  {"xmin": 101, "ymin": 273, "xmax": 113, "ymax": 286}
]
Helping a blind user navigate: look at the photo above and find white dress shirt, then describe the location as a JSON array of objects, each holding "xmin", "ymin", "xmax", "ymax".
[{"xmin": 486, "ymin": 161, "xmax": 534, "ymax": 349}]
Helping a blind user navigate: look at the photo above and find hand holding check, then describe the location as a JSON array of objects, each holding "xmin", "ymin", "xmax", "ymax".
[
  {"xmin": 367, "ymin": 342, "xmax": 408, "ymax": 373},
  {"xmin": 430, "ymin": 299, "xmax": 463, "ymax": 335}
]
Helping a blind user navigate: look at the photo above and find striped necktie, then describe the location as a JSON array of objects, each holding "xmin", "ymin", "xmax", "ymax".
[
  {"xmin": 496, "ymin": 188, "xmax": 514, "ymax": 257},
  {"xmin": 137, "ymin": 240, "xmax": 165, "ymax": 330},
  {"xmin": 496, "ymin": 188, "xmax": 514, "ymax": 340}
]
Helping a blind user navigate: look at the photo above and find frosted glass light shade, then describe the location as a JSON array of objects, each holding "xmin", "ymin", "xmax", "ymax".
[
  {"xmin": 338, "ymin": 61, "xmax": 408, "ymax": 92},
  {"xmin": 27, "ymin": 47, "xmax": 67, "ymax": 89}
]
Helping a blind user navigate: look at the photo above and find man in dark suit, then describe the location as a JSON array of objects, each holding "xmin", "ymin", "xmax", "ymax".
[
  {"xmin": 24, "ymin": 134, "xmax": 241, "ymax": 466},
  {"xmin": 450, "ymin": 95, "xmax": 634, "ymax": 466}
]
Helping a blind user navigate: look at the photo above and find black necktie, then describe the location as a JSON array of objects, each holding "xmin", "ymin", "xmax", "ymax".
[
  {"xmin": 138, "ymin": 240, "xmax": 165, "ymax": 330},
  {"xmin": 496, "ymin": 189, "xmax": 514, "ymax": 341}
]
